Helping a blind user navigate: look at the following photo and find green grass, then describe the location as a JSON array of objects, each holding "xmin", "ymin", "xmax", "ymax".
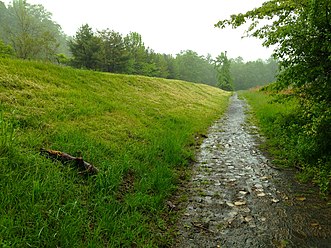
[
  {"xmin": 240, "ymin": 89, "xmax": 330, "ymax": 193},
  {"xmin": 0, "ymin": 58, "xmax": 230, "ymax": 247},
  {"xmin": 239, "ymin": 90, "xmax": 298, "ymax": 165}
]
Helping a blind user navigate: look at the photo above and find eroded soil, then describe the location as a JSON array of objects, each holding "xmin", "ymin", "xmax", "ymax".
[{"xmin": 175, "ymin": 94, "xmax": 331, "ymax": 248}]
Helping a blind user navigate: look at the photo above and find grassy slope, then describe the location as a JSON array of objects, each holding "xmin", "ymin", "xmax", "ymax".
[{"xmin": 0, "ymin": 58, "xmax": 230, "ymax": 247}]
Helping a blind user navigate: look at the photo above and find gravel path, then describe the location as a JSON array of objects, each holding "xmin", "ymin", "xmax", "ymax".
[{"xmin": 175, "ymin": 94, "xmax": 331, "ymax": 248}]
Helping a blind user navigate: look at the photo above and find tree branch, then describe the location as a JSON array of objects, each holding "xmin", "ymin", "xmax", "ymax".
[{"xmin": 40, "ymin": 148, "xmax": 99, "ymax": 175}]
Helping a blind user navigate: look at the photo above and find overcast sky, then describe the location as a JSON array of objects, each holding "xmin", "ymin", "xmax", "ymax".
[{"xmin": 3, "ymin": 0, "xmax": 273, "ymax": 61}]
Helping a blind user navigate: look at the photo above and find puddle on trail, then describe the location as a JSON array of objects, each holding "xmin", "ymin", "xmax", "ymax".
[{"xmin": 175, "ymin": 94, "xmax": 331, "ymax": 248}]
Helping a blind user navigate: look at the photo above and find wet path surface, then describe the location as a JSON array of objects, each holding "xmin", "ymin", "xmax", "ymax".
[{"xmin": 176, "ymin": 94, "xmax": 331, "ymax": 247}]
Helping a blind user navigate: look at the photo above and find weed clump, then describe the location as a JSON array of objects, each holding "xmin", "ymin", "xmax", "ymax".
[{"xmin": 0, "ymin": 112, "xmax": 16, "ymax": 156}]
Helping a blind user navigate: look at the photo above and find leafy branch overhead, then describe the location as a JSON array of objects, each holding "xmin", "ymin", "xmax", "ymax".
[{"xmin": 215, "ymin": 0, "xmax": 304, "ymax": 46}]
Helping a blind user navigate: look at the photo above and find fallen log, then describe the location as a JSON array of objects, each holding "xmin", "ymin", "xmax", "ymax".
[{"xmin": 40, "ymin": 148, "xmax": 99, "ymax": 175}]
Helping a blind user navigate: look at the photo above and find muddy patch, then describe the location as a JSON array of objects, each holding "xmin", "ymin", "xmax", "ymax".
[{"xmin": 175, "ymin": 94, "xmax": 331, "ymax": 247}]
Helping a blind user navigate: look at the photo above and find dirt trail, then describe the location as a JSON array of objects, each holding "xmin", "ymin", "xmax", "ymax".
[{"xmin": 175, "ymin": 94, "xmax": 331, "ymax": 247}]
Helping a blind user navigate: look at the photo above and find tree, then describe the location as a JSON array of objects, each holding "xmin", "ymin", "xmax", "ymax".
[
  {"xmin": 1, "ymin": 0, "xmax": 62, "ymax": 60},
  {"xmin": 216, "ymin": 0, "xmax": 331, "ymax": 181},
  {"xmin": 98, "ymin": 29, "xmax": 129, "ymax": 73},
  {"xmin": 163, "ymin": 54, "xmax": 178, "ymax": 79},
  {"xmin": 0, "ymin": 2, "xmax": 9, "ymax": 40},
  {"xmin": 146, "ymin": 51, "xmax": 169, "ymax": 78},
  {"xmin": 230, "ymin": 57, "xmax": 278, "ymax": 90},
  {"xmin": 175, "ymin": 50, "xmax": 217, "ymax": 86},
  {"xmin": 214, "ymin": 51, "xmax": 233, "ymax": 91},
  {"xmin": 69, "ymin": 24, "xmax": 102, "ymax": 70},
  {"xmin": 124, "ymin": 32, "xmax": 149, "ymax": 75},
  {"xmin": 215, "ymin": 0, "xmax": 330, "ymax": 102}
]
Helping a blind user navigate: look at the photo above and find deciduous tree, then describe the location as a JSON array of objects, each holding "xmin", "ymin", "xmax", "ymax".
[
  {"xmin": 230, "ymin": 57, "xmax": 278, "ymax": 90},
  {"xmin": 216, "ymin": 0, "xmax": 331, "ymax": 184},
  {"xmin": 1, "ymin": 0, "xmax": 62, "ymax": 60},
  {"xmin": 175, "ymin": 50, "xmax": 217, "ymax": 86}
]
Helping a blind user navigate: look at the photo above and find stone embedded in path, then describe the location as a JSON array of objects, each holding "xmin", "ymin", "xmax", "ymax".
[
  {"xmin": 257, "ymin": 193, "xmax": 266, "ymax": 197},
  {"xmin": 244, "ymin": 216, "xmax": 253, "ymax": 222},
  {"xmin": 234, "ymin": 200, "xmax": 247, "ymax": 206}
]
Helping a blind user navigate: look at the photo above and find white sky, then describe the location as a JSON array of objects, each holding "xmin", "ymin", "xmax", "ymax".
[{"xmin": 3, "ymin": 0, "xmax": 273, "ymax": 61}]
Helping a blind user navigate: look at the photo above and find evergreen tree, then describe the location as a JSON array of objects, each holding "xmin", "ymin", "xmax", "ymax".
[
  {"xmin": 214, "ymin": 51, "xmax": 233, "ymax": 91},
  {"xmin": 69, "ymin": 24, "xmax": 102, "ymax": 70},
  {"xmin": 163, "ymin": 54, "xmax": 178, "ymax": 79},
  {"xmin": 98, "ymin": 29, "xmax": 129, "ymax": 73},
  {"xmin": 124, "ymin": 32, "xmax": 149, "ymax": 75}
]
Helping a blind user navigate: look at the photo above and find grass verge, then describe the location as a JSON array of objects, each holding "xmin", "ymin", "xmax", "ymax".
[{"xmin": 240, "ymin": 89, "xmax": 330, "ymax": 193}]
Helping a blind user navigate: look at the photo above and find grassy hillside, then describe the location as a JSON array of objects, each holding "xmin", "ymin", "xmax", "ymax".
[{"xmin": 0, "ymin": 58, "xmax": 230, "ymax": 247}]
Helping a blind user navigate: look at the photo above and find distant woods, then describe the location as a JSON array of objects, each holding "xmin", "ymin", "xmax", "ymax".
[
  {"xmin": 67, "ymin": 24, "xmax": 278, "ymax": 90},
  {"xmin": 0, "ymin": 0, "xmax": 277, "ymax": 90},
  {"xmin": 230, "ymin": 57, "xmax": 277, "ymax": 90}
]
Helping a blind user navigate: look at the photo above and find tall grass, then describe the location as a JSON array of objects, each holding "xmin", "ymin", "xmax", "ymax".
[
  {"xmin": 0, "ymin": 58, "xmax": 230, "ymax": 247},
  {"xmin": 0, "ymin": 112, "xmax": 16, "ymax": 156},
  {"xmin": 240, "ymin": 89, "xmax": 330, "ymax": 193}
]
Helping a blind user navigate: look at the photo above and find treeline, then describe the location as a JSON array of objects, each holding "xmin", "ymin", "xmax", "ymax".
[
  {"xmin": 0, "ymin": 0, "xmax": 278, "ymax": 90},
  {"xmin": 68, "ymin": 24, "xmax": 217, "ymax": 85},
  {"xmin": 67, "ymin": 24, "xmax": 278, "ymax": 89}
]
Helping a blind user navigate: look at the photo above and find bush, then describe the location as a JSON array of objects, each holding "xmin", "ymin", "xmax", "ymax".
[{"xmin": 0, "ymin": 40, "xmax": 14, "ymax": 58}]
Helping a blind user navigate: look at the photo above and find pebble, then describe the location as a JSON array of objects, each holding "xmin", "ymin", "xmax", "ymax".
[
  {"xmin": 205, "ymin": 197, "xmax": 213, "ymax": 204},
  {"xmin": 234, "ymin": 201, "xmax": 247, "ymax": 206},
  {"xmin": 245, "ymin": 216, "xmax": 253, "ymax": 222}
]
